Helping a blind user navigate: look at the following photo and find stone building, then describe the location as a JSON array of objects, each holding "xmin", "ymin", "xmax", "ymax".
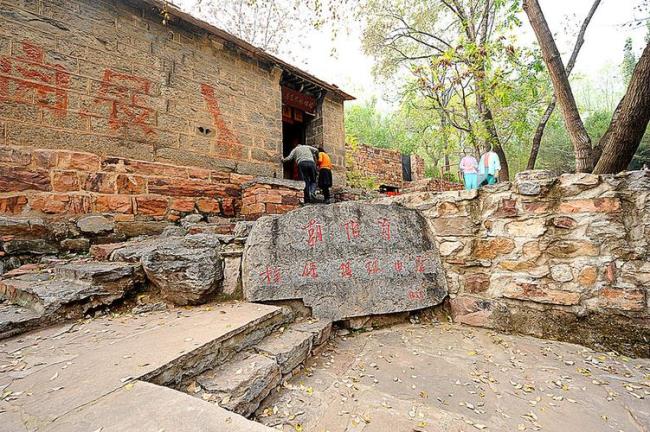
[{"xmin": 0, "ymin": 0, "xmax": 355, "ymax": 221}]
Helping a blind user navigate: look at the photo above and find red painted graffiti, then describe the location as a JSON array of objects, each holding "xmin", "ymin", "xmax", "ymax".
[
  {"xmin": 89, "ymin": 69, "xmax": 155, "ymax": 135},
  {"xmin": 407, "ymin": 289, "xmax": 426, "ymax": 301},
  {"xmin": 302, "ymin": 261, "xmax": 319, "ymax": 279},
  {"xmin": 342, "ymin": 219, "xmax": 361, "ymax": 241},
  {"xmin": 259, "ymin": 266, "xmax": 281, "ymax": 286},
  {"xmin": 365, "ymin": 258, "xmax": 380, "ymax": 275},
  {"xmin": 340, "ymin": 261, "xmax": 352, "ymax": 278},
  {"xmin": 200, "ymin": 83, "xmax": 241, "ymax": 158},
  {"xmin": 415, "ymin": 256, "xmax": 426, "ymax": 273},
  {"xmin": 394, "ymin": 260, "xmax": 404, "ymax": 272},
  {"xmin": 377, "ymin": 217, "xmax": 392, "ymax": 241},
  {"xmin": 0, "ymin": 41, "xmax": 70, "ymax": 114},
  {"xmin": 304, "ymin": 219, "xmax": 324, "ymax": 247}
]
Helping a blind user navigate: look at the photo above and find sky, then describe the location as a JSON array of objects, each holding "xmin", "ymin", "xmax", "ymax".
[{"xmin": 173, "ymin": 0, "xmax": 648, "ymax": 109}]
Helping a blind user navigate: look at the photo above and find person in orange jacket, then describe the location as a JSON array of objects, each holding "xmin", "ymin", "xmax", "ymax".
[{"xmin": 317, "ymin": 147, "xmax": 333, "ymax": 203}]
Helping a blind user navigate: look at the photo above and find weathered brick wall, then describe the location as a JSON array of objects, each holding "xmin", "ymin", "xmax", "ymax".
[
  {"xmin": 0, "ymin": 0, "xmax": 283, "ymax": 176},
  {"xmin": 240, "ymin": 178, "xmax": 302, "ymax": 220},
  {"xmin": 322, "ymin": 95, "xmax": 346, "ymax": 186},
  {"xmin": 0, "ymin": 145, "xmax": 251, "ymax": 220},
  {"xmin": 0, "ymin": 0, "xmax": 349, "ymax": 222},
  {"xmin": 347, "ymin": 143, "xmax": 425, "ymax": 188},
  {"xmin": 378, "ymin": 170, "xmax": 650, "ymax": 356},
  {"xmin": 402, "ymin": 178, "xmax": 464, "ymax": 193}
]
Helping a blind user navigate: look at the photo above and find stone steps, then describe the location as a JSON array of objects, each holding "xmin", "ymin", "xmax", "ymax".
[
  {"xmin": 0, "ymin": 261, "xmax": 144, "ymax": 339},
  {"xmin": 184, "ymin": 317, "xmax": 332, "ymax": 417}
]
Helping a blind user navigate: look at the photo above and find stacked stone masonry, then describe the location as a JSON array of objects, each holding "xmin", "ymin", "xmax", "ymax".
[
  {"xmin": 347, "ymin": 143, "xmax": 425, "ymax": 187},
  {"xmin": 378, "ymin": 170, "xmax": 650, "ymax": 356},
  {"xmin": 0, "ymin": 0, "xmax": 349, "ymax": 218}
]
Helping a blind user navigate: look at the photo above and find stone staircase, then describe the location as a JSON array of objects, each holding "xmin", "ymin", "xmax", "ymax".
[
  {"xmin": 0, "ymin": 261, "xmax": 143, "ymax": 339},
  {"xmin": 180, "ymin": 314, "xmax": 332, "ymax": 418}
]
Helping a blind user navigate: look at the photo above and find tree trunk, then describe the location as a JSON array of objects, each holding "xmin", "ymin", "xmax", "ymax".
[
  {"xmin": 476, "ymin": 92, "xmax": 510, "ymax": 180},
  {"xmin": 526, "ymin": 0, "xmax": 601, "ymax": 170},
  {"xmin": 523, "ymin": 0, "xmax": 593, "ymax": 172},
  {"xmin": 593, "ymin": 41, "xmax": 650, "ymax": 173}
]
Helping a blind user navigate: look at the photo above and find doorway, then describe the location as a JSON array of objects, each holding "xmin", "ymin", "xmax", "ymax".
[{"xmin": 282, "ymin": 106, "xmax": 311, "ymax": 180}]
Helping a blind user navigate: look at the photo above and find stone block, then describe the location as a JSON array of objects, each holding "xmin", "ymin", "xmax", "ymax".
[
  {"xmin": 0, "ymin": 166, "xmax": 51, "ymax": 192},
  {"xmin": 115, "ymin": 221, "xmax": 170, "ymax": 238},
  {"xmin": 290, "ymin": 318, "xmax": 332, "ymax": 346},
  {"xmin": 170, "ymin": 198, "xmax": 196, "ymax": 212},
  {"xmin": 0, "ymin": 146, "xmax": 31, "ymax": 166},
  {"xmin": 472, "ymin": 237, "xmax": 515, "ymax": 260},
  {"xmin": 195, "ymin": 352, "xmax": 281, "ymax": 417},
  {"xmin": 551, "ymin": 216, "xmax": 577, "ymax": 229},
  {"xmin": 93, "ymin": 195, "xmax": 133, "ymax": 214},
  {"xmin": 438, "ymin": 241, "xmax": 463, "ymax": 256},
  {"xmin": 599, "ymin": 287, "xmax": 646, "ymax": 312},
  {"xmin": 135, "ymin": 195, "xmax": 169, "ymax": 216},
  {"xmin": 80, "ymin": 172, "xmax": 117, "ymax": 194},
  {"xmin": 430, "ymin": 216, "xmax": 475, "ymax": 236},
  {"xmin": 148, "ymin": 177, "xmax": 222, "ymax": 197},
  {"xmin": 255, "ymin": 329, "xmax": 313, "ymax": 374},
  {"xmin": 3, "ymin": 239, "xmax": 58, "ymax": 255},
  {"xmin": 60, "ymin": 238, "xmax": 90, "ymax": 253},
  {"xmin": 243, "ymin": 202, "xmax": 448, "ymax": 321},
  {"xmin": 77, "ymin": 215, "xmax": 115, "ymax": 234},
  {"xmin": 0, "ymin": 195, "xmax": 28, "ymax": 214},
  {"xmin": 547, "ymin": 240, "xmax": 599, "ymax": 258},
  {"xmin": 499, "ymin": 278, "xmax": 581, "ymax": 306},
  {"xmin": 558, "ymin": 198, "xmax": 621, "ymax": 214},
  {"xmin": 116, "ymin": 174, "xmax": 147, "ymax": 194},
  {"xmin": 196, "ymin": 197, "xmax": 220, "ymax": 214},
  {"xmin": 577, "ymin": 266, "xmax": 598, "ymax": 286},
  {"xmin": 462, "ymin": 273, "xmax": 490, "ymax": 293},
  {"xmin": 51, "ymin": 170, "xmax": 80, "ymax": 192},
  {"xmin": 550, "ymin": 265, "xmax": 573, "ymax": 282},
  {"xmin": 506, "ymin": 219, "xmax": 547, "ymax": 238},
  {"xmin": 57, "ymin": 151, "xmax": 101, "ymax": 171}
]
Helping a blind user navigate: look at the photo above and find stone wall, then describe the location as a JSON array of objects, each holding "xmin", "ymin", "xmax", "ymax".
[
  {"xmin": 240, "ymin": 178, "xmax": 302, "ymax": 221},
  {"xmin": 378, "ymin": 170, "xmax": 650, "ymax": 356},
  {"xmin": 347, "ymin": 143, "xmax": 425, "ymax": 188},
  {"xmin": 0, "ymin": 0, "xmax": 348, "ymax": 219},
  {"xmin": 0, "ymin": 145, "xmax": 251, "ymax": 220}
]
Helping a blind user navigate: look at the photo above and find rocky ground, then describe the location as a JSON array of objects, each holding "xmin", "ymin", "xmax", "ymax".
[{"xmin": 256, "ymin": 323, "xmax": 650, "ymax": 432}]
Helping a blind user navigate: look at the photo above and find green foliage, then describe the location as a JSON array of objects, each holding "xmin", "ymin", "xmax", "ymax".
[{"xmin": 621, "ymin": 37, "xmax": 637, "ymax": 86}]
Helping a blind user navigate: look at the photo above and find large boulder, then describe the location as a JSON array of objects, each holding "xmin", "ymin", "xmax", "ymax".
[
  {"xmin": 141, "ymin": 234, "xmax": 224, "ymax": 305},
  {"xmin": 242, "ymin": 201, "xmax": 447, "ymax": 320}
]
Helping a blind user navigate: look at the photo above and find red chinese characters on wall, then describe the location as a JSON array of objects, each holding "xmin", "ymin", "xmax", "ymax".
[
  {"xmin": 0, "ymin": 41, "xmax": 70, "ymax": 114},
  {"xmin": 365, "ymin": 259, "xmax": 380, "ymax": 275},
  {"xmin": 415, "ymin": 256, "xmax": 426, "ymax": 273},
  {"xmin": 394, "ymin": 260, "xmax": 404, "ymax": 272},
  {"xmin": 407, "ymin": 289, "xmax": 426, "ymax": 301},
  {"xmin": 377, "ymin": 218, "xmax": 392, "ymax": 241},
  {"xmin": 342, "ymin": 219, "xmax": 361, "ymax": 241},
  {"xmin": 340, "ymin": 261, "xmax": 353, "ymax": 278},
  {"xmin": 302, "ymin": 261, "xmax": 319, "ymax": 279},
  {"xmin": 88, "ymin": 69, "xmax": 155, "ymax": 135},
  {"xmin": 259, "ymin": 266, "xmax": 281, "ymax": 286},
  {"xmin": 304, "ymin": 219, "xmax": 324, "ymax": 247},
  {"xmin": 200, "ymin": 83, "xmax": 242, "ymax": 158}
]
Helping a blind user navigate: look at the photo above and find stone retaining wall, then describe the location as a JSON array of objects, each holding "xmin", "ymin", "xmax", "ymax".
[
  {"xmin": 0, "ymin": 145, "xmax": 251, "ymax": 220},
  {"xmin": 347, "ymin": 143, "xmax": 425, "ymax": 187},
  {"xmin": 378, "ymin": 170, "xmax": 650, "ymax": 356},
  {"xmin": 240, "ymin": 178, "xmax": 303, "ymax": 220}
]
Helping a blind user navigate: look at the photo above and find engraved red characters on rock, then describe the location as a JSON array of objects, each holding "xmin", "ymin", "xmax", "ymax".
[
  {"xmin": 342, "ymin": 219, "xmax": 361, "ymax": 241},
  {"xmin": 304, "ymin": 219, "xmax": 323, "ymax": 247},
  {"xmin": 415, "ymin": 256, "xmax": 426, "ymax": 273},
  {"xmin": 340, "ymin": 261, "xmax": 353, "ymax": 278},
  {"xmin": 302, "ymin": 261, "xmax": 319, "ymax": 279},
  {"xmin": 0, "ymin": 41, "xmax": 70, "ymax": 114},
  {"xmin": 378, "ymin": 217, "xmax": 391, "ymax": 241},
  {"xmin": 365, "ymin": 259, "xmax": 380, "ymax": 275},
  {"xmin": 259, "ymin": 266, "xmax": 281, "ymax": 286},
  {"xmin": 394, "ymin": 260, "xmax": 404, "ymax": 272}
]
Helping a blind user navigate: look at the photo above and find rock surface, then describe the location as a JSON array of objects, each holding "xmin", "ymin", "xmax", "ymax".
[
  {"xmin": 141, "ymin": 234, "xmax": 224, "ymax": 305},
  {"xmin": 255, "ymin": 328, "xmax": 314, "ymax": 374},
  {"xmin": 195, "ymin": 352, "xmax": 281, "ymax": 417},
  {"xmin": 242, "ymin": 202, "xmax": 448, "ymax": 320},
  {"xmin": 76, "ymin": 215, "xmax": 115, "ymax": 234}
]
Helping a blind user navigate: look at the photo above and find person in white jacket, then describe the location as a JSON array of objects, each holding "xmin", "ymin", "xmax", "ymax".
[{"xmin": 478, "ymin": 146, "xmax": 501, "ymax": 185}]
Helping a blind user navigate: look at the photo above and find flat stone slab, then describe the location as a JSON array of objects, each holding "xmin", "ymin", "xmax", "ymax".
[
  {"xmin": 290, "ymin": 317, "xmax": 332, "ymax": 346},
  {"xmin": 255, "ymin": 328, "xmax": 314, "ymax": 374},
  {"xmin": 45, "ymin": 380, "xmax": 274, "ymax": 432},
  {"xmin": 0, "ymin": 303, "xmax": 42, "ymax": 339},
  {"xmin": 0, "ymin": 302, "xmax": 281, "ymax": 431},
  {"xmin": 256, "ymin": 323, "xmax": 650, "ymax": 432},
  {"xmin": 195, "ymin": 352, "xmax": 281, "ymax": 416},
  {"xmin": 242, "ymin": 201, "xmax": 448, "ymax": 320}
]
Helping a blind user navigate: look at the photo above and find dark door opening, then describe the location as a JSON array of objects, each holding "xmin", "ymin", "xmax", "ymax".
[{"xmin": 282, "ymin": 106, "xmax": 311, "ymax": 180}]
